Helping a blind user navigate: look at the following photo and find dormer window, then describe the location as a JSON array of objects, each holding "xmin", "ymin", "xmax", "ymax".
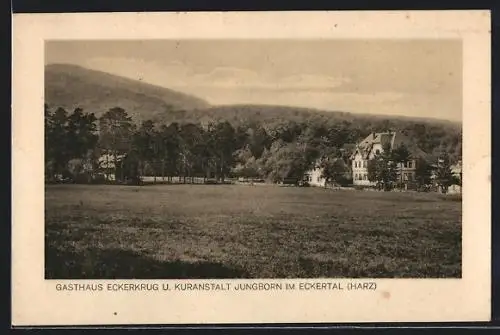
[{"xmin": 375, "ymin": 149, "xmax": 380, "ymax": 155}]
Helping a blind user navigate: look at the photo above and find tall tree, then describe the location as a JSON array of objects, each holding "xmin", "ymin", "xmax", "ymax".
[
  {"xmin": 65, "ymin": 108, "xmax": 99, "ymax": 182},
  {"xmin": 208, "ymin": 121, "xmax": 237, "ymax": 182},
  {"xmin": 44, "ymin": 104, "xmax": 55, "ymax": 179},
  {"xmin": 50, "ymin": 107, "xmax": 71, "ymax": 178},
  {"xmin": 44, "ymin": 105, "xmax": 100, "ymax": 182},
  {"xmin": 232, "ymin": 145, "xmax": 261, "ymax": 179},
  {"xmin": 263, "ymin": 142, "xmax": 313, "ymax": 183},
  {"xmin": 179, "ymin": 123, "xmax": 204, "ymax": 182},
  {"xmin": 391, "ymin": 143, "xmax": 411, "ymax": 190},
  {"xmin": 246, "ymin": 126, "xmax": 270, "ymax": 159},
  {"xmin": 367, "ymin": 143, "xmax": 398, "ymax": 191},
  {"xmin": 435, "ymin": 152, "xmax": 456, "ymax": 194},
  {"xmin": 414, "ymin": 157, "xmax": 433, "ymax": 191},
  {"xmin": 159, "ymin": 123, "xmax": 181, "ymax": 181},
  {"xmin": 133, "ymin": 120, "xmax": 157, "ymax": 182},
  {"xmin": 66, "ymin": 108, "xmax": 98, "ymax": 159},
  {"xmin": 320, "ymin": 158, "xmax": 349, "ymax": 186},
  {"xmin": 99, "ymin": 107, "xmax": 134, "ymax": 182}
]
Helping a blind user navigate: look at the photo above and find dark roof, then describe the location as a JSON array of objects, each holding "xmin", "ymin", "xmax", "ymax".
[{"xmin": 351, "ymin": 131, "xmax": 430, "ymax": 160}]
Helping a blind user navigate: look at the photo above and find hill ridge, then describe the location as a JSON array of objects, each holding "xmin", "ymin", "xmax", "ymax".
[
  {"xmin": 45, "ymin": 64, "xmax": 461, "ymax": 128},
  {"xmin": 45, "ymin": 63, "xmax": 210, "ymax": 122}
]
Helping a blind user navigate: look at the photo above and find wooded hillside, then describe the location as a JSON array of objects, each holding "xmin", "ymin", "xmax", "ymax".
[{"xmin": 45, "ymin": 65, "xmax": 462, "ymax": 189}]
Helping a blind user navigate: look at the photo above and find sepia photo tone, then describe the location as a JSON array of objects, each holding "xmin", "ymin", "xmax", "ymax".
[
  {"xmin": 12, "ymin": 11, "xmax": 490, "ymax": 325},
  {"xmin": 44, "ymin": 39, "xmax": 463, "ymax": 280}
]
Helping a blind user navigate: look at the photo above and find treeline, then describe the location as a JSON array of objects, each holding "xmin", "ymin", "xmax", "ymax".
[
  {"xmin": 154, "ymin": 105, "xmax": 462, "ymax": 160},
  {"xmin": 44, "ymin": 104, "xmax": 462, "ymax": 186}
]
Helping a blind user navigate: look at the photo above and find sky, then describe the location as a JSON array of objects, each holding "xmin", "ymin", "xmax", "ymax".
[{"xmin": 45, "ymin": 39, "xmax": 462, "ymax": 121}]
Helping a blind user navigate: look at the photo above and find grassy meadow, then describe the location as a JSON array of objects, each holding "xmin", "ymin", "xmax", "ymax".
[{"xmin": 45, "ymin": 184, "xmax": 461, "ymax": 279}]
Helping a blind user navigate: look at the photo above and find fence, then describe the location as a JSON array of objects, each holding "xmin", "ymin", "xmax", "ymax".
[{"xmin": 140, "ymin": 176, "xmax": 236, "ymax": 185}]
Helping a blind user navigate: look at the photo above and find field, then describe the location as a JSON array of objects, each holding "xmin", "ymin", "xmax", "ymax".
[{"xmin": 45, "ymin": 184, "xmax": 462, "ymax": 279}]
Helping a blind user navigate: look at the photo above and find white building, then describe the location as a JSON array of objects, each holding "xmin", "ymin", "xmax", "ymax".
[
  {"xmin": 448, "ymin": 160, "xmax": 462, "ymax": 194},
  {"xmin": 304, "ymin": 158, "xmax": 350, "ymax": 188},
  {"xmin": 350, "ymin": 131, "xmax": 429, "ymax": 187},
  {"xmin": 306, "ymin": 164, "xmax": 326, "ymax": 187},
  {"xmin": 98, "ymin": 152, "xmax": 126, "ymax": 181}
]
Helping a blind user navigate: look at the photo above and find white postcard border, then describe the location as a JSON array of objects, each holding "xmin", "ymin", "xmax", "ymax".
[{"xmin": 12, "ymin": 10, "xmax": 491, "ymax": 325}]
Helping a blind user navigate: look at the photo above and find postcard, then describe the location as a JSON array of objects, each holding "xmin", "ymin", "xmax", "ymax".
[{"xmin": 12, "ymin": 10, "xmax": 491, "ymax": 325}]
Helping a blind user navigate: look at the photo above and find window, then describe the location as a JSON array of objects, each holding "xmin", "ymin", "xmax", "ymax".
[
  {"xmin": 354, "ymin": 161, "xmax": 358, "ymax": 168},
  {"xmin": 317, "ymin": 176, "xmax": 321, "ymax": 182},
  {"xmin": 363, "ymin": 174, "xmax": 367, "ymax": 180},
  {"xmin": 363, "ymin": 160, "xmax": 367, "ymax": 168},
  {"xmin": 408, "ymin": 161, "xmax": 413, "ymax": 168},
  {"xmin": 375, "ymin": 149, "xmax": 380, "ymax": 154},
  {"xmin": 408, "ymin": 173, "xmax": 413, "ymax": 181}
]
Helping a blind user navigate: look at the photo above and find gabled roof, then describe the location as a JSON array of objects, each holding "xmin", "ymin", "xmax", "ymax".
[{"xmin": 350, "ymin": 131, "xmax": 430, "ymax": 161}]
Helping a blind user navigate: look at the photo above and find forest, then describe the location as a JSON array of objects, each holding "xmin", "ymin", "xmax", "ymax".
[{"xmin": 44, "ymin": 103, "xmax": 462, "ymax": 191}]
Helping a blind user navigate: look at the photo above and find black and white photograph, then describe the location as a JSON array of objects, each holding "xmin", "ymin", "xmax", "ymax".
[{"xmin": 44, "ymin": 38, "xmax": 464, "ymax": 280}]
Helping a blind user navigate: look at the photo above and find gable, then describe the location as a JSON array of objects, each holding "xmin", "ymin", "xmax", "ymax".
[{"xmin": 355, "ymin": 131, "xmax": 429, "ymax": 161}]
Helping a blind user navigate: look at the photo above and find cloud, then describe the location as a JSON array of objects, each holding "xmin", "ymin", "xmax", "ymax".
[
  {"xmin": 50, "ymin": 55, "xmax": 460, "ymax": 120},
  {"xmin": 80, "ymin": 58, "xmax": 351, "ymax": 92},
  {"xmin": 188, "ymin": 67, "xmax": 262, "ymax": 88},
  {"xmin": 279, "ymin": 74, "xmax": 351, "ymax": 90},
  {"xmin": 185, "ymin": 67, "xmax": 350, "ymax": 91}
]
